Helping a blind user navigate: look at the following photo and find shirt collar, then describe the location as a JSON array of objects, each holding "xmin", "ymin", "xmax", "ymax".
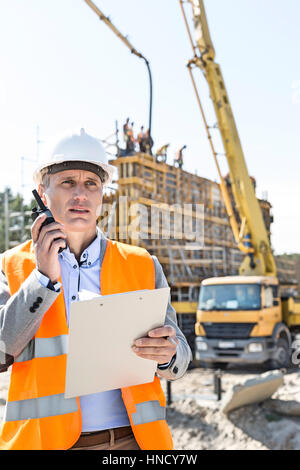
[{"xmin": 59, "ymin": 226, "xmax": 103, "ymax": 266}]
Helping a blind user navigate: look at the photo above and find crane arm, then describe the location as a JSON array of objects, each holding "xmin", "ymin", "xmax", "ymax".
[
  {"xmin": 181, "ymin": 0, "xmax": 277, "ymax": 277},
  {"xmin": 84, "ymin": 0, "xmax": 153, "ymax": 135},
  {"xmin": 84, "ymin": 0, "xmax": 143, "ymax": 59}
]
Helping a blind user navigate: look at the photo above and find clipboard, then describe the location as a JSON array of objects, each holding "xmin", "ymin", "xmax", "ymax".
[{"xmin": 65, "ymin": 287, "xmax": 170, "ymax": 398}]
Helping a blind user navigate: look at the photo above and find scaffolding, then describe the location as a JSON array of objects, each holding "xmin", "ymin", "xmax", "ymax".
[{"xmin": 100, "ymin": 152, "xmax": 274, "ymax": 305}]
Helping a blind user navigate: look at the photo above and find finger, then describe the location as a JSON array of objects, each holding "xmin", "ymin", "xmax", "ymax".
[
  {"xmin": 32, "ymin": 216, "xmax": 65, "ymax": 246},
  {"xmin": 133, "ymin": 345, "xmax": 176, "ymax": 356},
  {"xmin": 49, "ymin": 238, "xmax": 67, "ymax": 254},
  {"xmin": 31, "ymin": 213, "xmax": 47, "ymax": 243},
  {"xmin": 134, "ymin": 337, "xmax": 169, "ymax": 348},
  {"xmin": 39, "ymin": 222, "xmax": 66, "ymax": 243},
  {"xmin": 148, "ymin": 326, "xmax": 176, "ymax": 338},
  {"xmin": 168, "ymin": 336, "xmax": 179, "ymax": 346},
  {"xmin": 133, "ymin": 351, "xmax": 171, "ymax": 363},
  {"xmin": 40, "ymin": 229, "xmax": 67, "ymax": 251}
]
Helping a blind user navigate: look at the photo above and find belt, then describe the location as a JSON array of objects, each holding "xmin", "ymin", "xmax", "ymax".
[{"xmin": 72, "ymin": 426, "xmax": 133, "ymax": 448}]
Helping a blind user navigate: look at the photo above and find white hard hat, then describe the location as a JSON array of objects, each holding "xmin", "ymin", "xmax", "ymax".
[{"xmin": 33, "ymin": 128, "xmax": 115, "ymax": 186}]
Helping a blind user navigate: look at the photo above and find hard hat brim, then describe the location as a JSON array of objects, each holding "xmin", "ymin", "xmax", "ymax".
[{"xmin": 33, "ymin": 159, "xmax": 115, "ymax": 187}]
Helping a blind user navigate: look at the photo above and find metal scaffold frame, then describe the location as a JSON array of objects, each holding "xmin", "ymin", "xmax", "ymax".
[{"xmin": 100, "ymin": 153, "xmax": 277, "ymax": 304}]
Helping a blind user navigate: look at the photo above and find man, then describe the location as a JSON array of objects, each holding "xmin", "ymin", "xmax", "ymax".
[
  {"xmin": 123, "ymin": 117, "xmax": 130, "ymax": 144},
  {"xmin": 155, "ymin": 143, "xmax": 170, "ymax": 163},
  {"xmin": 137, "ymin": 126, "xmax": 146, "ymax": 153},
  {"xmin": 174, "ymin": 145, "xmax": 187, "ymax": 169},
  {"xmin": 123, "ymin": 117, "xmax": 135, "ymax": 155},
  {"xmin": 143, "ymin": 128, "xmax": 154, "ymax": 155},
  {"xmin": 126, "ymin": 121, "xmax": 136, "ymax": 155},
  {"xmin": 0, "ymin": 129, "xmax": 192, "ymax": 450}
]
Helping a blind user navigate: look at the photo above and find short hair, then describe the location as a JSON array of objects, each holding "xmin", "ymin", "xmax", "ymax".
[{"xmin": 40, "ymin": 168, "xmax": 51, "ymax": 189}]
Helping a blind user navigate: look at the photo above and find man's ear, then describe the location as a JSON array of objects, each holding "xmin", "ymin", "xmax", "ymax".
[{"xmin": 37, "ymin": 184, "xmax": 47, "ymax": 207}]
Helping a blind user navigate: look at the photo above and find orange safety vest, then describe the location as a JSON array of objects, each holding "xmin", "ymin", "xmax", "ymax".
[{"xmin": 0, "ymin": 238, "xmax": 173, "ymax": 450}]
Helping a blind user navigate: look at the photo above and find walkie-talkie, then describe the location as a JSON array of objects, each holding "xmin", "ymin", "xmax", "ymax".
[{"xmin": 31, "ymin": 189, "xmax": 67, "ymax": 253}]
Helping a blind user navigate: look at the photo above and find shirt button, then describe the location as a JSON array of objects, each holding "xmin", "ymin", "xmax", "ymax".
[
  {"xmin": 72, "ymin": 295, "xmax": 76, "ymax": 301},
  {"xmin": 73, "ymin": 265, "xmax": 77, "ymax": 269},
  {"xmin": 83, "ymin": 253, "xmax": 87, "ymax": 258},
  {"xmin": 88, "ymin": 262, "xmax": 91, "ymax": 266}
]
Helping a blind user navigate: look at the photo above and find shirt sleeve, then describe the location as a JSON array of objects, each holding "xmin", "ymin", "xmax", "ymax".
[
  {"xmin": 152, "ymin": 255, "xmax": 193, "ymax": 380},
  {"xmin": 34, "ymin": 269, "xmax": 62, "ymax": 292},
  {"xmin": 0, "ymin": 255, "xmax": 61, "ymax": 359}
]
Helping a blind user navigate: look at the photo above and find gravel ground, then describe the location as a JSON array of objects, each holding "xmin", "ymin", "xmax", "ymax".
[
  {"xmin": 1, "ymin": 365, "xmax": 300, "ymax": 450},
  {"xmin": 163, "ymin": 365, "xmax": 300, "ymax": 450}
]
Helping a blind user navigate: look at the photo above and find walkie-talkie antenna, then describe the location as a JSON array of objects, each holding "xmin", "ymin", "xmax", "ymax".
[{"xmin": 32, "ymin": 189, "xmax": 47, "ymax": 211}]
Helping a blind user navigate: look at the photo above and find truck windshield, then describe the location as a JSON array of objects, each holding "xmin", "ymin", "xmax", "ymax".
[{"xmin": 198, "ymin": 284, "xmax": 261, "ymax": 311}]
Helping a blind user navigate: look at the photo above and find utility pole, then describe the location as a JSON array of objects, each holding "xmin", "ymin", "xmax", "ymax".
[
  {"xmin": 18, "ymin": 125, "xmax": 42, "ymax": 242},
  {"xmin": 20, "ymin": 156, "xmax": 25, "ymax": 243},
  {"xmin": 4, "ymin": 188, "xmax": 9, "ymax": 251},
  {"xmin": 36, "ymin": 124, "xmax": 43, "ymax": 164},
  {"xmin": 3, "ymin": 127, "xmax": 41, "ymax": 250},
  {"xmin": 115, "ymin": 120, "xmax": 120, "ymax": 157}
]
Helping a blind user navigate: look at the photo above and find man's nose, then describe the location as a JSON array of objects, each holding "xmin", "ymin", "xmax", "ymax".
[{"xmin": 72, "ymin": 183, "xmax": 88, "ymax": 199}]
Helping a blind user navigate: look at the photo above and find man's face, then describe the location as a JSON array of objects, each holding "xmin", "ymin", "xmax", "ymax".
[{"xmin": 38, "ymin": 169, "xmax": 103, "ymax": 232}]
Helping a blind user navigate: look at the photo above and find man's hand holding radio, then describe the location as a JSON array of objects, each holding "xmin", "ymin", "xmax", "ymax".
[{"xmin": 31, "ymin": 213, "xmax": 67, "ymax": 284}]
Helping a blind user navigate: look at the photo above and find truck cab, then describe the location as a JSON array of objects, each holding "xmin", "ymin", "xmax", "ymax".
[{"xmin": 195, "ymin": 276, "xmax": 292, "ymax": 368}]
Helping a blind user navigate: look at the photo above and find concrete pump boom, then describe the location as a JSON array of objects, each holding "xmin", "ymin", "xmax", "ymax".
[
  {"xmin": 180, "ymin": 0, "xmax": 277, "ymax": 278},
  {"xmin": 84, "ymin": 0, "xmax": 153, "ymax": 136}
]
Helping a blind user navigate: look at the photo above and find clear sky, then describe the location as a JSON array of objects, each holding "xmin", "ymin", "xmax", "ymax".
[{"xmin": 0, "ymin": 0, "xmax": 299, "ymax": 254}]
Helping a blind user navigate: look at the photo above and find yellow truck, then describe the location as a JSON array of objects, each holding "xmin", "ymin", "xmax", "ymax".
[
  {"xmin": 195, "ymin": 276, "xmax": 300, "ymax": 367},
  {"xmin": 180, "ymin": 0, "xmax": 300, "ymax": 368}
]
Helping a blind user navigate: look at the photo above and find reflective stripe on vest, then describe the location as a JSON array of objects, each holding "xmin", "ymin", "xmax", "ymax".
[
  {"xmin": 4, "ymin": 393, "xmax": 78, "ymax": 421},
  {"xmin": 131, "ymin": 400, "xmax": 166, "ymax": 426},
  {"xmin": 15, "ymin": 335, "xmax": 68, "ymax": 363}
]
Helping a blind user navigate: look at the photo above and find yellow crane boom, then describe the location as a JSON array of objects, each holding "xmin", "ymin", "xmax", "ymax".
[{"xmin": 180, "ymin": 0, "xmax": 277, "ymax": 278}]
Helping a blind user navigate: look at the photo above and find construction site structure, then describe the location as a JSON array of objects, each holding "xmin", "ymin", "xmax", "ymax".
[
  {"xmin": 100, "ymin": 152, "xmax": 298, "ymax": 356},
  {"xmin": 3, "ymin": 0, "xmax": 297, "ymax": 366}
]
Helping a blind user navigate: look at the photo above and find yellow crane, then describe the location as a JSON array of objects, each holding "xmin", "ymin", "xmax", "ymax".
[
  {"xmin": 180, "ymin": 0, "xmax": 300, "ymax": 368},
  {"xmin": 179, "ymin": 0, "xmax": 276, "ymax": 278}
]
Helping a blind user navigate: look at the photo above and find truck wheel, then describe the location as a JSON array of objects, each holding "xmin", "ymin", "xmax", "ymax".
[{"xmin": 271, "ymin": 337, "xmax": 291, "ymax": 369}]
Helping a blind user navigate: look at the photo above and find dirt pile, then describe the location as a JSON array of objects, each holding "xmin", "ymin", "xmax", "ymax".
[
  {"xmin": 164, "ymin": 366, "xmax": 300, "ymax": 450},
  {"xmin": 1, "ymin": 365, "xmax": 300, "ymax": 450}
]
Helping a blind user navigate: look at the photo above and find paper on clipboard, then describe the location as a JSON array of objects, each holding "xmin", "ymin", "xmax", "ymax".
[{"xmin": 65, "ymin": 287, "xmax": 170, "ymax": 398}]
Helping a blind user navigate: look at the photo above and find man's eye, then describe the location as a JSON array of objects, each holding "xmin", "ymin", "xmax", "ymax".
[{"xmin": 61, "ymin": 180, "xmax": 97, "ymax": 186}]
